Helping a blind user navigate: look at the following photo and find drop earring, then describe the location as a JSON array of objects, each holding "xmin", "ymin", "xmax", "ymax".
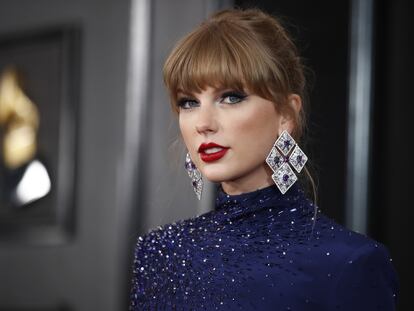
[
  {"xmin": 184, "ymin": 152, "xmax": 203, "ymax": 200},
  {"xmin": 265, "ymin": 130, "xmax": 308, "ymax": 194}
]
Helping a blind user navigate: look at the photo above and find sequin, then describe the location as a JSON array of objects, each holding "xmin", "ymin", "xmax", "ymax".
[{"xmin": 129, "ymin": 183, "xmax": 399, "ymax": 310}]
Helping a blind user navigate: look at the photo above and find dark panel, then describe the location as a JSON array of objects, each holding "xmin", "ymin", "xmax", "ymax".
[{"xmin": 371, "ymin": 0, "xmax": 414, "ymax": 310}]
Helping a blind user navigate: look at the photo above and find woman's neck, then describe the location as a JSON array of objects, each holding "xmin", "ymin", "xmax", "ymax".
[{"xmin": 220, "ymin": 164, "xmax": 274, "ymax": 195}]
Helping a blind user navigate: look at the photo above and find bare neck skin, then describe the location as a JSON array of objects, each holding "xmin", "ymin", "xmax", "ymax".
[{"xmin": 220, "ymin": 164, "xmax": 274, "ymax": 195}]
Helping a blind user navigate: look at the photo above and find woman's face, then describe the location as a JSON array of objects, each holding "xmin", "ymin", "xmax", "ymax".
[{"xmin": 178, "ymin": 86, "xmax": 291, "ymax": 195}]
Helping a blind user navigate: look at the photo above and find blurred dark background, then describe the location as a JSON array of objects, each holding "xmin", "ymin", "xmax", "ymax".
[{"xmin": 0, "ymin": 0, "xmax": 412, "ymax": 310}]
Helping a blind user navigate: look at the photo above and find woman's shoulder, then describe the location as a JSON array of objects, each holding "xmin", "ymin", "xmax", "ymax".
[
  {"xmin": 308, "ymin": 212, "xmax": 400, "ymax": 309},
  {"xmin": 312, "ymin": 212, "xmax": 393, "ymax": 259}
]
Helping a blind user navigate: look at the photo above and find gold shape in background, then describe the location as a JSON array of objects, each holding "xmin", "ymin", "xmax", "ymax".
[{"xmin": 0, "ymin": 66, "xmax": 40, "ymax": 169}]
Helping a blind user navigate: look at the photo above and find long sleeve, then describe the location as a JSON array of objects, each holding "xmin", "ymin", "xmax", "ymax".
[{"xmin": 328, "ymin": 243, "xmax": 399, "ymax": 310}]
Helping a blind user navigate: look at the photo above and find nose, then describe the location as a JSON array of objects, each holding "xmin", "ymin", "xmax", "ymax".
[{"xmin": 195, "ymin": 102, "xmax": 218, "ymax": 135}]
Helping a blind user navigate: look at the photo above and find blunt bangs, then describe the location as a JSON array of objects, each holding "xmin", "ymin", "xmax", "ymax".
[{"xmin": 163, "ymin": 21, "xmax": 280, "ymax": 113}]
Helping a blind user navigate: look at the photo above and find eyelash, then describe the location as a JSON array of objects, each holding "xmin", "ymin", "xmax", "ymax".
[{"xmin": 177, "ymin": 91, "xmax": 247, "ymax": 110}]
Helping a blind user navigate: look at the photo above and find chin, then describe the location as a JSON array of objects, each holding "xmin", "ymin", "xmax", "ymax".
[
  {"xmin": 201, "ymin": 164, "xmax": 243, "ymax": 184},
  {"xmin": 200, "ymin": 165, "xmax": 232, "ymax": 183}
]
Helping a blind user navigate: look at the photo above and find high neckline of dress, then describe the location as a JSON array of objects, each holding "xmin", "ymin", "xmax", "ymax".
[{"xmin": 215, "ymin": 182, "xmax": 303, "ymax": 212}]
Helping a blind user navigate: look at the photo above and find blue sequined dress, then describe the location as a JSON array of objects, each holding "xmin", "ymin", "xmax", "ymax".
[{"xmin": 129, "ymin": 183, "xmax": 399, "ymax": 310}]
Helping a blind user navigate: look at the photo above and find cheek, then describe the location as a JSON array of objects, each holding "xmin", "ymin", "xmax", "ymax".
[
  {"xmin": 230, "ymin": 109, "xmax": 279, "ymax": 156},
  {"xmin": 179, "ymin": 115, "xmax": 196, "ymax": 154},
  {"xmin": 178, "ymin": 116, "xmax": 188, "ymax": 143}
]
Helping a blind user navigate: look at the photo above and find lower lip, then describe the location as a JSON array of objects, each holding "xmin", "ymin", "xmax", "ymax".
[{"xmin": 199, "ymin": 148, "xmax": 229, "ymax": 162}]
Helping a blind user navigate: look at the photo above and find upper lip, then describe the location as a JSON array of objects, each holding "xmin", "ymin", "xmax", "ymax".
[{"xmin": 198, "ymin": 142, "xmax": 228, "ymax": 153}]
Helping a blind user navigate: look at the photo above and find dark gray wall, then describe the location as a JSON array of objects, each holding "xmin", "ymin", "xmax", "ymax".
[
  {"xmin": 0, "ymin": 0, "xmax": 231, "ymax": 310},
  {"xmin": 0, "ymin": 0, "xmax": 131, "ymax": 310}
]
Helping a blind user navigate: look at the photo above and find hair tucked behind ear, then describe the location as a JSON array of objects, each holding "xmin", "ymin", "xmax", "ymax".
[{"xmin": 163, "ymin": 8, "xmax": 318, "ymax": 205}]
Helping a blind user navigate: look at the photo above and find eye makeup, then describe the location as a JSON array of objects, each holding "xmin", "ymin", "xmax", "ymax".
[
  {"xmin": 176, "ymin": 96, "xmax": 199, "ymax": 110},
  {"xmin": 176, "ymin": 90, "xmax": 248, "ymax": 110},
  {"xmin": 219, "ymin": 91, "xmax": 248, "ymax": 104}
]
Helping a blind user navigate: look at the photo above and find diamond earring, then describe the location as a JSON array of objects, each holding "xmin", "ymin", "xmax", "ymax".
[
  {"xmin": 184, "ymin": 152, "xmax": 203, "ymax": 200},
  {"xmin": 265, "ymin": 130, "xmax": 308, "ymax": 194}
]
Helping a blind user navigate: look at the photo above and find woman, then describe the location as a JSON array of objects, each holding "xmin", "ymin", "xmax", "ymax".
[{"xmin": 129, "ymin": 8, "xmax": 399, "ymax": 310}]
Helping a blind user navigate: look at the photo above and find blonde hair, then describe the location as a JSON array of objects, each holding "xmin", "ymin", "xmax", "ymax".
[{"xmin": 163, "ymin": 8, "xmax": 318, "ymax": 204}]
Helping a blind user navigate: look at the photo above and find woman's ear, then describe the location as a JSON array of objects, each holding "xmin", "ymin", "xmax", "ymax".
[{"xmin": 278, "ymin": 94, "xmax": 302, "ymax": 135}]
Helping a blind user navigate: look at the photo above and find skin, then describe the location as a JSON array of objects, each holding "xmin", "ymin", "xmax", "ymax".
[{"xmin": 178, "ymin": 86, "xmax": 301, "ymax": 195}]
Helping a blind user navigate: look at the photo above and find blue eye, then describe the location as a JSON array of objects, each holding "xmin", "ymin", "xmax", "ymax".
[
  {"xmin": 176, "ymin": 91, "xmax": 247, "ymax": 110},
  {"xmin": 177, "ymin": 98, "xmax": 199, "ymax": 110},
  {"xmin": 220, "ymin": 91, "xmax": 247, "ymax": 105}
]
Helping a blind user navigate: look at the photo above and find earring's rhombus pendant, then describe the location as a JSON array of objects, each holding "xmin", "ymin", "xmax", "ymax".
[
  {"xmin": 289, "ymin": 145, "xmax": 308, "ymax": 173},
  {"xmin": 266, "ymin": 146, "xmax": 284, "ymax": 172},
  {"xmin": 185, "ymin": 153, "xmax": 199, "ymax": 180},
  {"xmin": 275, "ymin": 130, "xmax": 296, "ymax": 155},
  {"xmin": 192, "ymin": 178, "xmax": 203, "ymax": 200},
  {"xmin": 185, "ymin": 152, "xmax": 203, "ymax": 200},
  {"xmin": 272, "ymin": 162, "xmax": 298, "ymax": 194}
]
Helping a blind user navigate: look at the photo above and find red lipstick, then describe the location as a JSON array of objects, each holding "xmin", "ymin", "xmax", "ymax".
[{"xmin": 198, "ymin": 142, "xmax": 229, "ymax": 163}]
